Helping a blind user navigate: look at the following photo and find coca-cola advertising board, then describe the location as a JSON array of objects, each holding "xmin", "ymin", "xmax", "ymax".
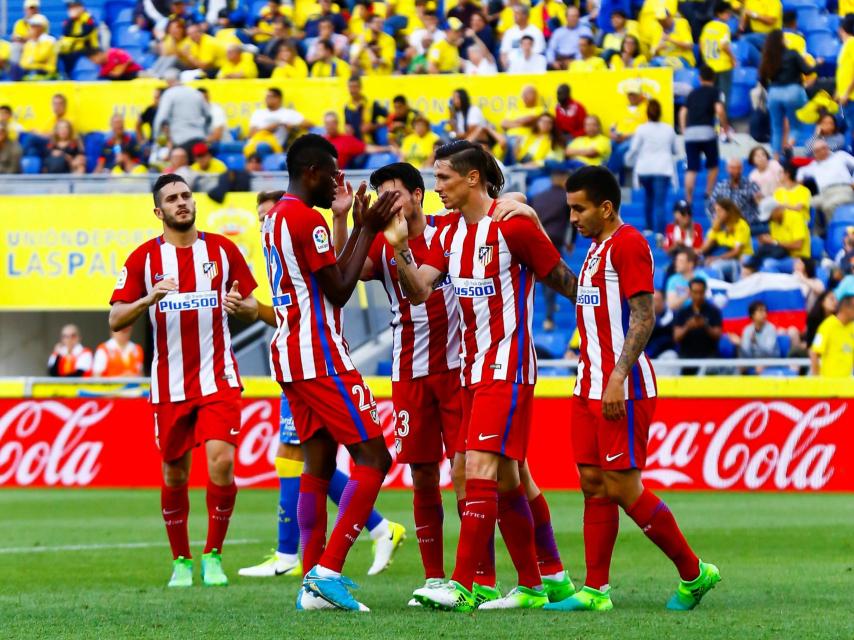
[{"xmin": 0, "ymin": 395, "xmax": 849, "ymax": 491}]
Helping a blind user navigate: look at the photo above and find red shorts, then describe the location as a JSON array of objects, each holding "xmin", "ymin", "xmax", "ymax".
[
  {"xmin": 392, "ymin": 370, "xmax": 462, "ymax": 464},
  {"xmin": 458, "ymin": 381, "xmax": 534, "ymax": 461},
  {"xmin": 152, "ymin": 388, "xmax": 242, "ymax": 462},
  {"xmin": 571, "ymin": 395, "xmax": 657, "ymax": 470},
  {"xmin": 280, "ymin": 371, "xmax": 382, "ymax": 445}
]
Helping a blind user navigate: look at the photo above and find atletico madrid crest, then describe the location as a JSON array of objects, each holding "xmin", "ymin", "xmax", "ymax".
[
  {"xmin": 586, "ymin": 256, "xmax": 600, "ymax": 276},
  {"xmin": 478, "ymin": 245, "xmax": 493, "ymax": 267},
  {"xmin": 202, "ymin": 261, "xmax": 218, "ymax": 279}
]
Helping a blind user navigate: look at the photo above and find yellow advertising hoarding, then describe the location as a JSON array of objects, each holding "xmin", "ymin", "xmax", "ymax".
[{"xmin": 1, "ymin": 69, "xmax": 673, "ymax": 136}]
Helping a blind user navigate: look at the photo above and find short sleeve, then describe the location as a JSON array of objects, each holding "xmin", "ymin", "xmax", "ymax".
[
  {"xmin": 611, "ymin": 230, "xmax": 654, "ymax": 299},
  {"xmin": 294, "ymin": 209, "xmax": 338, "ymax": 273},
  {"xmin": 423, "ymin": 228, "xmax": 450, "ymax": 272},
  {"xmin": 811, "ymin": 322, "xmax": 828, "ymax": 354},
  {"xmin": 221, "ymin": 236, "xmax": 258, "ymax": 298},
  {"xmin": 364, "ymin": 234, "xmax": 385, "ymax": 281},
  {"xmin": 499, "ymin": 217, "xmax": 561, "ymax": 279},
  {"xmin": 110, "ymin": 246, "xmax": 147, "ymax": 304}
]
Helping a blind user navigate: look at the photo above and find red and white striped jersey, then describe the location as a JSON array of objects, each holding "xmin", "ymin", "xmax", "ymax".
[
  {"xmin": 365, "ymin": 221, "xmax": 460, "ymax": 381},
  {"xmin": 111, "ymin": 232, "xmax": 257, "ymax": 404},
  {"xmin": 574, "ymin": 224, "xmax": 658, "ymax": 400},
  {"xmin": 424, "ymin": 205, "xmax": 561, "ymax": 386},
  {"xmin": 262, "ymin": 194, "xmax": 355, "ymax": 383}
]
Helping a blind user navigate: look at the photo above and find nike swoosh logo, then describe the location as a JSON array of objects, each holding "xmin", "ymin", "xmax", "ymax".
[
  {"xmin": 605, "ymin": 453, "xmax": 624, "ymax": 462},
  {"xmin": 415, "ymin": 525, "xmax": 429, "ymax": 532},
  {"xmin": 229, "ymin": 428, "xmax": 240, "ymax": 435},
  {"xmin": 215, "ymin": 506, "xmax": 232, "ymax": 513},
  {"xmin": 352, "ymin": 524, "xmax": 362, "ymax": 533},
  {"xmin": 162, "ymin": 508, "xmax": 181, "ymax": 515},
  {"xmin": 467, "ymin": 500, "xmax": 486, "ymax": 506},
  {"xmin": 477, "ymin": 433, "xmax": 500, "ymax": 441}
]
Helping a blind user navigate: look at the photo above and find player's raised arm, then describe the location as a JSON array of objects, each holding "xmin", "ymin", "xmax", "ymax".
[{"xmin": 383, "ymin": 209, "xmax": 445, "ymax": 305}]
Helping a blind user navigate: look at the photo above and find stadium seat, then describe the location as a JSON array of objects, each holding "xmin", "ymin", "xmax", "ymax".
[
  {"xmin": 373, "ymin": 126, "xmax": 389, "ymax": 146},
  {"xmin": 71, "ymin": 57, "xmax": 101, "ymax": 81},
  {"xmin": 801, "ymin": 13, "xmax": 830, "ymax": 32},
  {"xmin": 783, "ymin": 0, "xmax": 816, "ymax": 9},
  {"xmin": 534, "ymin": 329, "xmax": 571, "ymax": 359},
  {"xmin": 261, "ymin": 153, "xmax": 285, "ymax": 171},
  {"xmin": 217, "ymin": 141, "xmax": 245, "ymax": 154},
  {"xmin": 21, "ymin": 156, "xmax": 42, "ymax": 174},
  {"xmin": 104, "ymin": 0, "xmax": 135, "ymax": 25},
  {"xmin": 375, "ymin": 360, "xmax": 393, "ymax": 376},
  {"xmin": 527, "ymin": 175, "xmax": 552, "ymax": 199},
  {"xmin": 111, "ymin": 6, "xmax": 134, "ymax": 26},
  {"xmin": 811, "ymin": 236, "xmax": 825, "ymax": 260},
  {"xmin": 364, "ymin": 152, "xmax": 399, "ymax": 170},
  {"xmin": 733, "ymin": 39, "xmax": 753, "ymax": 65},
  {"xmin": 114, "ymin": 27, "xmax": 151, "ymax": 49},
  {"xmin": 729, "ymin": 67, "xmax": 758, "ymax": 119},
  {"xmin": 84, "ymin": 132, "xmax": 106, "ymax": 173},
  {"xmin": 832, "ymin": 204, "xmax": 854, "ymax": 225},
  {"xmin": 807, "ymin": 33, "xmax": 840, "ymax": 65},
  {"xmin": 793, "ymin": 121, "xmax": 814, "ymax": 147},
  {"xmin": 222, "ymin": 153, "xmax": 245, "ymax": 171},
  {"xmin": 717, "ymin": 334, "xmax": 736, "ymax": 358}
]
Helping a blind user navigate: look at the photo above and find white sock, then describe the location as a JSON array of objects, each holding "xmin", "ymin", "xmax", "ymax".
[
  {"xmin": 276, "ymin": 551, "xmax": 299, "ymax": 564},
  {"xmin": 316, "ymin": 565, "xmax": 341, "ymax": 578},
  {"xmin": 369, "ymin": 518, "xmax": 390, "ymax": 541},
  {"xmin": 542, "ymin": 570, "xmax": 566, "ymax": 581}
]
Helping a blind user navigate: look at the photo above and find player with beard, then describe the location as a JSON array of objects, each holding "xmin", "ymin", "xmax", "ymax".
[{"xmin": 110, "ymin": 173, "xmax": 260, "ymax": 588}]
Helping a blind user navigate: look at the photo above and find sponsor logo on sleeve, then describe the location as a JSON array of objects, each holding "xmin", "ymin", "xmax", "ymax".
[
  {"xmin": 115, "ymin": 267, "xmax": 127, "ymax": 290},
  {"xmin": 312, "ymin": 226, "xmax": 330, "ymax": 253}
]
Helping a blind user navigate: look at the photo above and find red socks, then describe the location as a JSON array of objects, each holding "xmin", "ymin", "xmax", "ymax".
[
  {"xmin": 583, "ymin": 496, "xmax": 619, "ymax": 589},
  {"xmin": 529, "ymin": 493, "xmax": 564, "ymax": 576},
  {"xmin": 626, "ymin": 489, "xmax": 700, "ymax": 581},
  {"xmin": 204, "ymin": 481, "xmax": 237, "ymax": 554},
  {"xmin": 497, "ymin": 484, "xmax": 542, "ymax": 589},
  {"xmin": 321, "ymin": 465, "xmax": 385, "ymax": 573},
  {"xmin": 162, "ymin": 483, "xmax": 190, "ymax": 559},
  {"xmin": 451, "ymin": 479, "xmax": 498, "ymax": 590},
  {"xmin": 413, "ymin": 485, "xmax": 445, "ymax": 579},
  {"xmin": 298, "ymin": 473, "xmax": 329, "ymax": 574}
]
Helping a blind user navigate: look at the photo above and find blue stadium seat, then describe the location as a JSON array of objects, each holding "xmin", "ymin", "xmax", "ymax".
[
  {"xmin": 776, "ymin": 333, "xmax": 792, "ymax": 357},
  {"xmin": 217, "ymin": 141, "xmax": 246, "ymax": 154},
  {"xmin": 729, "ymin": 66, "xmax": 758, "ymax": 118},
  {"xmin": 801, "ymin": 13, "xmax": 830, "ymax": 32},
  {"xmin": 527, "ymin": 175, "xmax": 552, "ymax": 199},
  {"xmin": 114, "ymin": 26, "xmax": 151, "ymax": 49},
  {"xmin": 250, "ymin": 0, "xmax": 267, "ymax": 19},
  {"xmin": 733, "ymin": 39, "xmax": 753, "ymax": 66},
  {"xmin": 262, "ymin": 152, "xmax": 285, "ymax": 171},
  {"xmin": 783, "ymin": 0, "xmax": 816, "ymax": 8},
  {"xmin": 104, "ymin": 0, "xmax": 136, "ymax": 25},
  {"xmin": 375, "ymin": 360, "xmax": 393, "ymax": 376},
  {"xmin": 717, "ymin": 334, "xmax": 736, "ymax": 358},
  {"xmin": 811, "ymin": 235, "xmax": 825, "ymax": 260},
  {"xmin": 222, "ymin": 153, "xmax": 245, "ymax": 171},
  {"xmin": 832, "ymin": 203, "xmax": 854, "ymax": 225},
  {"xmin": 71, "ymin": 57, "xmax": 101, "ymax": 81},
  {"xmin": 761, "ymin": 366, "xmax": 797, "ymax": 376},
  {"xmin": 21, "ymin": 156, "xmax": 42, "ymax": 174},
  {"xmin": 807, "ymin": 33, "xmax": 840, "ymax": 62},
  {"xmin": 373, "ymin": 126, "xmax": 389, "ymax": 146},
  {"xmin": 111, "ymin": 6, "xmax": 134, "ymax": 26},
  {"xmin": 793, "ymin": 121, "xmax": 814, "ymax": 147},
  {"xmin": 84, "ymin": 132, "xmax": 106, "ymax": 173},
  {"xmin": 674, "ymin": 67, "xmax": 699, "ymax": 89},
  {"xmin": 816, "ymin": 265, "xmax": 830, "ymax": 287},
  {"xmin": 534, "ymin": 329, "xmax": 571, "ymax": 359},
  {"xmin": 364, "ymin": 152, "xmax": 399, "ymax": 169}
]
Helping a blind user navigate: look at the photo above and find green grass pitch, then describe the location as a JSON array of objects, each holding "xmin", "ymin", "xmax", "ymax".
[{"xmin": 2, "ymin": 489, "xmax": 853, "ymax": 639}]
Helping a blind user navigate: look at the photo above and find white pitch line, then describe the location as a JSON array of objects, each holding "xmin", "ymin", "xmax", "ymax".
[{"xmin": 0, "ymin": 538, "xmax": 260, "ymax": 555}]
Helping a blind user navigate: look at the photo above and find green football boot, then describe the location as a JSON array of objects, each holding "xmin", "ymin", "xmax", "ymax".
[
  {"xmin": 543, "ymin": 585, "xmax": 613, "ymax": 611},
  {"xmin": 666, "ymin": 561, "xmax": 721, "ymax": 611},
  {"xmin": 201, "ymin": 550, "xmax": 228, "ymax": 587}
]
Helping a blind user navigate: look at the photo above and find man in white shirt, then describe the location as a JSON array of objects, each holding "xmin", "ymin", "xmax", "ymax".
[
  {"xmin": 198, "ymin": 87, "xmax": 232, "ymax": 146},
  {"xmin": 500, "ymin": 5, "xmax": 545, "ymax": 68},
  {"xmin": 248, "ymin": 87, "xmax": 309, "ymax": 150},
  {"xmin": 506, "ymin": 35, "xmax": 547, "ymax": 74},
  {"xmin": 797, "ymin": 140, "xmax": 854, "ymax": 225},
  {"xmin": 408, "ymin": 10, "xmax": 445, "ymax": 55}
]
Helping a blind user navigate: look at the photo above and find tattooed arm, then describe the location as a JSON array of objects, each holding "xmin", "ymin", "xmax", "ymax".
[
  {"xmin": 385, "ymin": 210, "xmax": 445, "ymax": 305},
  {"xmin": 601, "ymin": 292, "xmax": 655, "ymax": 421},
  {"xmin": 540, "ymin": 259, "xmax": 578, "ymax": 301}
]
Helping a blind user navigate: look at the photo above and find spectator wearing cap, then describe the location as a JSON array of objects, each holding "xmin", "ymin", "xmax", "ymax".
[
  {"xmin": 545, "ymin": 5, "xmax": 592, "ymax": 69},
  {"xmin": 0, "ymin": 123, "xmax": 22, "ymax": 174},
  {"xmin": 608, "ymin": 80, "xmax": 648, "ymax": 184},
  {"xmin": 16, "ymin": 13, "xmax": 57, "ymax": 80},
  {"xmin": 217, "ymin": 43, "xmax": 258, "ymax": 79},
  {"xmin": 627, "ymin": 98, "xmax": 676, "ymax": 233},
  {"xmin": 569, "ymin": 35, "xmax": 607, "ymax": 73},
  {"xmin": 322, "ymin": 111, "xmax": 393, "ymax": 169},
  {"xmin": 680, "ymin": 66, "xmax": 730, "ymax": 209},
  {"xmin": 701, "ymin": 197, "xmax": 753, "ymax": 282},
  {"xmin": 95, "ymin": 114, "xmax": 139, "ymax": 173},
  {"xmin": 650, "ymin": 8, "xmax": 695, "ymax": 68},
  {"xmin": 190, "ymin": 142, "xmax": 227, "ymax": 174},
  {"xmin": 666, "ymin": 248, "xmax": 705, "ymax": 311},
  {"xmin": 350, "ymin": 15, "xmax": 396, "ymax": 76},
  {"xmin": 399, "ymin": 115, "xmax": 440, "ymax": 168},
  {"xmin": 111, "ymin": 143, "xmax": 148, "ymax": 175},
  {"xmin": 673, "ymin": 277, "xmax": 723, "ymax": 370},
  {"xmin": 310, "ymin": 39, "xmax": 351, "ymax": 78},
  {"xmin": 709, "ymin": 157, "xmax": 763, "ymax": 232},
  {"xmin": 505, "ymin": 34, "xmax": 547, "ymax": 74},
  {"xmin": 664, "ymin": 200, "xmax": 705, "ymax": 254},
  {"xmin": 836, "ymin": 16, "xmax": 854, "ymax": 135},
  {"xmin": 499, "ymin": 5, "xmax": 546, "ymax": 68},
  {"xmin": 11, "ymin": 0, "xmax": 44, "ymax": 46},
  {"xmin": 86, "ymin": 47, "xmax": 142, "ymax": 80},
  {"xmin": 427, "ymin": 18, "xmax": 465, "ymax": 74},
  {"xmin": 749, "ymin": 196, "xmax": 808, "ymax": 273},
  {"xmin": 153, "ymin": 70, "xmax": 210, "ymax": 153},
  {"xmin": 59, "ymin": 0, "xmax": 99, "ymax": 76},
  {"xmin": 555, "ymin": 83, "xmax": 587, "ymax": 140},
  {"xmin": 795, "ymin": 141, "xmax": 854, "ymax": 231},
  {"xmin": 810, "ymin": 281, "xmax": 854, "ymax": 377}
]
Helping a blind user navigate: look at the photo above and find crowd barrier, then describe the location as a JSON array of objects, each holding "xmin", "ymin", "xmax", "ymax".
[
  {"xmin": 2, "ymin": 69, "xmax": 673, "ymax": 136},
  {"xmin": 0, "ymin": 376, "xmax": 850, "ymax": 492}
]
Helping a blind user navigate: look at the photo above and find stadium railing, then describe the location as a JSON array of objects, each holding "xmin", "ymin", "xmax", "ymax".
[{"xmin": 538, "ymin": 357, "xmax": 812, "ymax": 376}]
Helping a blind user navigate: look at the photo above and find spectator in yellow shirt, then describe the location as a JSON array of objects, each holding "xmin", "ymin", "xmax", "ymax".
[
  {"xmin": 217, "ymin": 44, "xmax": 258, "ymax": 79},
  {"xmin": 271, "ymin": 41, "xmax": 308, "ymax": 79},
  {"xmin": 310, "ymin": 39, "xmax": 351, "ymax": 78},
  {"xmin": 516, "ymin": 113, "xmax": 565, "ymax": 167},
  {"xmin": 427, "ymin": 18, "xmax": 464, "ymax": 73},
  {"xmin": 350, "ymin": 15, "xmax": 396, "ymax": 75},
  {"xmin": 501, "ymin": 85, "xmax": 543, "ymax": 138},
  {"xmin": 700, "ymin": 2, "xmax": 737, "ymax": 106},
  {"xmin": 774, "ymin": 161, "xmax": 812, "ymax": 233},
  {"xmin": 12, "ymin": 0, "xmax": 44, "ymax": 43},
  {"xmin": 810, "ymin": 291, "xmax": 854, "ymax": 377},
  {"xmin": 650, "ymin": 9, "xmax": 696, "ymax": 68},
  {"xmin": 566, "ymin": 115, "xmax": 612, "ymax": 167},
  {"xmin": 59, "ymin": 0, "xmax": 98, "ymax": 75},
  {"xmin": 600, "ymin": 10, "xmax": 640, "ymax": 58},
  {"xmin": 399, "ymin": 115, "xmax": 440, "ymax": 168},
  {"xmin": 178, "ymin": 22, "xmax": 223, "ymax": 78},
  {"xmin": 568, "ymin": 35, "xmax": 607, "ymax": 72},
  {"xmin": 740, "ymin": 0, "xmax": 783, "ymax": 65},
  {"xmin": 608, "ymin": 81, "xmax": 647, "ymax": 180},
  {"xmin": 836, "ymin": 17, "xmax": 854, "ymax": 131},
  {"xmin": 190, "ymin": 142, "xmax": 228, "ymax": 174},
  {"xmin": 18, "ymin": 14, "xmax": 57, "ymax": 80},
  {"xmin": 701, "ymin": 197, "xmax": 753, "ymax": 281},
  {"xmin": 252, "ymin": 0, "xmax": 293, "ymax": 44},
  {"xmin": 111, "ymin": 143, "xmax": 149, "ymax": 175},
  {"xmin": 749, "ymin": 198, "xmax": 808, "ymax": 275},
  {"xmin": 609, "ymin": 34, "xmax": 648, "ymax": 70}
]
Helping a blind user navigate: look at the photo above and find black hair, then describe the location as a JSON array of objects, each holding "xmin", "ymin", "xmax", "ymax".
[
  {"xmin": 579, "ymin": 34, "xmax": 594, "ymax": 45},
  {"xmin": 676, "ymin": 246, "xmax": 698, "ymax": 264},
  {"xmin": 748, "ymin": 300, "xmax": 767, "ymax": 317},
  {"xmin": 393, "ymin": 95, "xmax": 407, "ymax": 104},
  {"xmin": 453, "ymin": 88, "xmax": 472, "ymax": 129},
  {"xmin": 647, "ymin": 99, "xmax": 662, "ymax": 122},
  {"xmin": 247, "ymin": 153, "xmax": 263, "ymax": 164},
  {"xmin": 257, "ymin": 189, "xmax": 286, "ymax": 205},
  {"xmin": 152, "ymin": 173, "xmax": 188, "ymax": 207},
  {"xmin": 699, "ymin": 65, "xmax": 716, "ymax": 82},
  {"xmin": 689, "ymin": 276, "xmax": 707, "ymax": 291},
  {"xmin": 564, "ymin": 165, "xmax": 621, "ymax": 211},
  {"xmin": 318, "ymin": 38, "xmax": 334, "ymax": 51},
  {"xmin": 198, "ymin": 87, "xmax": 208, "ymax": 96},
  {"xmin": 521, "ymin": 34, "xmax": 534, "ymax": 42},
  {"xmin": 612, "ymin": 9, "xmax": 627, "ymax": 18},
  {"xmin": 267, "ymin": 87, "xmax": 283, "ymax": 99},
  {"xmin": 782, "ymin": 160, "xmax": 799, "ymax": 180},
  {"xmin": 783, "ymin": 10, "xmax": 796, "ymax": 26},
  {"xmin": 434, "ymin": 140, "xmax": 504, "ymax": 198},
  {"xmin": 799, "ymin": 257, "xmax": 817, "ymax": 279},
  {"xmin": 369, "ymin": 162, "xmax": 426, "ymax": 204},
  {"xmin": 715, "ymin": 1, "xmax": 732, "ymax": 15},
  {"xmin": 285, "ymin": 133, "xmax": 337, "ymax": 178},
  {"xmin": 0, "ymin": 105, "xmax": 11, "ymax": 113}
]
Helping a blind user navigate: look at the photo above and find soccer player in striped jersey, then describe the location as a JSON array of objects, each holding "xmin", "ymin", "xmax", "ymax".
[
  {"xmin": 384, "ymin": 142, "xmax": 580, "ymax": 612},
  {"xmin": 235, "ymin": 190, "xmax": 405, "ymax": 581},
  {"xmin": 355, "ymin": 163, "xmax": 572, "ymax": 606},
  {"xmin": 261, "ymin": 134, "xmax": 401, "ymax": 611},
  {"xmin": 544, "ymin": 166, "xmax": 720, "ymax": 612},
  {"xmin": 109, "ymin": 174, "xmax": 260, "ymax": 588}
]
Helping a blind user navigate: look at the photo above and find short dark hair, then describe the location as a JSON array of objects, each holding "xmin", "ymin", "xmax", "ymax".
[
  {"xmin": 393, "ymin": 95, "xmax": 407, "ymax": 105},
  {"xmin": 783, "ymin": 9, "xmax": 797, "ymax": 25},
  {"xmin": 152, "ymin": 173, "xmax": 188, "ymax": 207},
  {"xmin": 715, "ymin": 1, "xmax": 732, "ymax": 15},
  {"xmin": 369, "ymin": 162, "xmax": 426, "ymax": 204},
  {"xmin": 612, "ymin": 9, "xmax": 627, "ymax": 18},
  {"xmin": 564, "ymin": 165, "xmax": 621, "ymax": 211},
  {"xmin": 676, "ymin": 246, "xmax": 698, "ymax": 265},
  {"xmin": 267, "ymin": 87, "xmax": 283, "ymax": 99},
  {"xmin": 748, "ymin": 300, "xmax": 767, "ymax": 317},
  {"xmin": 521, "ymin": 34, "xmax": 535, "ymax": 43},
  {"xmin": 257, "ymin": 190, "xmax": 286, "ymax": 205},
  {"xmin": 434, "ymin": 140, "xmax": 504, "ymax": 198},
  {"xmin": 689, "ymin": 276, "xmax": 707, "ymax": 291},
  {"xmin": 318, "ymin": 38, "xmax": 334, "ymax": 51},
  {"xmin": 579, "ymin": 34, "xmax": 594, "ymax": 45},
  {"xmin": 198, "ymin": 87, "xmax": 208, "ymax": 96},
  {"xmin": 285, "ymin": 133, "xmax": 338, "ymax": 177},
  {"xmin": 0, "ymin": 105, "xmax": 11, "ymax": 114},
  {"xmin": 247, "ymin": 153, "xmax": 263, "ymax": 164},
  {"xmin": 699, "ymin": 65, "xmax": 716, "ymax": 82}
]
